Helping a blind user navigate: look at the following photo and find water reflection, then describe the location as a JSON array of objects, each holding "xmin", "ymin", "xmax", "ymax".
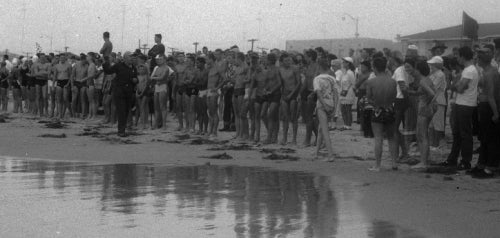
[{"xmin": 0, "ymin": 157, "xmax": 427, "ymax": 238}]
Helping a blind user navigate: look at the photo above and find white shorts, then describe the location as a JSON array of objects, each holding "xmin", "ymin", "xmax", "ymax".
[
  {"xmin": 208, "ymin": 89, "xmax": 219, "ymax": 97},
  {"xmin": 199, "ymin": 89, "xmax": 208, "ymax": 97}
]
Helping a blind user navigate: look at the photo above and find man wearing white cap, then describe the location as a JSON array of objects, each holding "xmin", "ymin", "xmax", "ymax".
[
  {"xmin": 406, "ymin": 45, "xmax": 419, "ymax": 59},
  {"xmin": 427, "ymin": 56, "xmax": 447, "ymax": 150}
]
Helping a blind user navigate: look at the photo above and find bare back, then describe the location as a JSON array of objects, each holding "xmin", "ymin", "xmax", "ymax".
[{"xmin": 367, "ymin": 73, "xmax": 397, "ymax": 108}]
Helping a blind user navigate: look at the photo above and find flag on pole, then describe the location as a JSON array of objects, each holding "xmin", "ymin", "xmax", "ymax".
[{"xmin": 462, "ymin": 11, "xmax": 479, "ymax": 40}]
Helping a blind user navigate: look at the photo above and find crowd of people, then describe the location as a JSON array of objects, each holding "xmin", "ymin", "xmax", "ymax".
[{"xmin": 1, "ymin": 32, "xmax": 500, "ymax": 178}]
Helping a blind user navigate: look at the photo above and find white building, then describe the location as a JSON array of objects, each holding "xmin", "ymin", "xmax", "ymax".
[{"xmin": 285, "ymin": 37, "xmax": 399, "ymax": 57}]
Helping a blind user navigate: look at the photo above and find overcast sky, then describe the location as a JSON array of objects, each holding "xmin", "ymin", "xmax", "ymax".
[{"xmin": 1, "ymin": 0, "xmax": 500, "ymax": 55}]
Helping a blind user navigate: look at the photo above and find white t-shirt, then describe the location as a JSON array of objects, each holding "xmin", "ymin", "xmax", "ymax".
[
  {"xmin": 392, "ymin": 66, "xmax": 407, "ymax": 99},
  {"xmin": 455, "ymin": 65, "xmax": 479, "ymax": 107},
  {"xmin": 313, "ymin": 74, "xmax": 336, "ymax": 109}
]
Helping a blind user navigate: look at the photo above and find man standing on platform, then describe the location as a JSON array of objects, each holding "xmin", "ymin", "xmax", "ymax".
[{"xmin": 148, "ymin": 34, "xmax": 166, "ymax": 73}]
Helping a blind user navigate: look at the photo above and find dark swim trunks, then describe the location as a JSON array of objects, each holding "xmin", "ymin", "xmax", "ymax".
[
  {"xmin": 255, "ymin": 95, "xmax": 267, "ymax": 104},
  {"xmin": 234, "ymin": 88, "xmax": 245, "ymax": 98},
  {"xmin": 177, "ymin": 85, "xmax": 186, "ymax": 96},
  {"xmin": 57, "ymin": 79, "xmax": 69, "ymax": 88},
  {"xmin": 282, "ymin": 89, "xmax": 299, "ymax": 102},
  {"xmin": 73, "ymin": 81, "xmax": 87, "ymax": 90},
  {"xmin": 267, "ymin": 91, "xmax": 281, "ymax": 104},
  {"xmin": 34, "ymin": 79, "xmax": 48, "ymax": 87}
]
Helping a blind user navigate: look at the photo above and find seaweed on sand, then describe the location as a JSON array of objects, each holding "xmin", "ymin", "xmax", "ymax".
[
  {"xmin": 38, "ymin": 133, "xmax": 67, "ymax": 138},
  {"xmin": 200, "ymin": 153, "xmax": 234, "ymax": 160},
  {"xmin": 262, "ymin": 153, "xmax": 301, "ymax": 161}
]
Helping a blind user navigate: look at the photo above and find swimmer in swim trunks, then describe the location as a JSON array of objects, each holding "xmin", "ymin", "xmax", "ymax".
[
  {"xmin": 70, "ymin": 55, "xmax": 89, "ymax": 118},
  {"xmin": 206, "ymin": 53, "xmax": 224, "ymax": 137},
  {"xmin": 195, "ymin": 57, "xmax": 209, "ymax": 135},
  {"xmin": 262, "ymin": 53, "xmax": 282, "ymax": 144},
  {"xmin": 251, "ymin": 54, "xmax": 268, "ymax": 143},
  {"xmin": 232, "ymin": 52, "xmax": 250, "ymax": 140},
  {"xmin": 31, "ymin": 54, "xmax": 51, "ymax": 117},
  {"xmin": 279, "ymin": 52, "xmax": 301, "ymax": 145},
  {"xmin": 175, "ymin": 52, "xmax": 188, "ymax": 131},
  {"xmin": 54, "ymin": 54, "xmax": 72, "ymax": 119}
]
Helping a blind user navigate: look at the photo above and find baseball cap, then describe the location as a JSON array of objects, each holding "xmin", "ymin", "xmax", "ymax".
[{"xmin": 427, "ymin": 56, "xmax": 443, "ymax": 64}]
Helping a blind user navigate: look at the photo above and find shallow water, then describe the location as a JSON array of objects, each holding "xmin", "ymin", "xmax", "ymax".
[{"xmin": 0, "ymin": 157, "xmax": 428, "ymax": 238}]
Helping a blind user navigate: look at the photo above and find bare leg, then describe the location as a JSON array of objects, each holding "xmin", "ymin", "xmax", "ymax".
[
  {"xmin": 140, "ymin": 96, "xmax": 149, "ymax": 129},
  {"xmin": 87, "ymin": 86, "xmax": 96, "ymax": 119},
  {"xmin": 371, "ymin": 122, "xmax": 384, "ymax": 170},
  {"xmin": 42, "ymin": 85, "xmax": 48, "ymax": 116},
  {"xmin": 281, "ymin": 99, "xmax": 290, "ymax": 145},
  {"xmin": 201, "ymin": 96, "xmax": 208, "ymax": 134},
  {"xmin": 159, "ymin": 92, "xmax": 168, "ymax": 130},
  {"xmin": 249, "ymin": 99, "xmax": 255, "ymax": 140},
  {"xmin": 317, "ymin": 108, "xmax": 334, "ymax": 157},
  {"xmin": 266, "ymin": 101, "xmax": 280, "ymax": 144},
  {"xmin": 80, "ymin": 87, "xmax": 88, "ymax": 119},
  {"xmin": 232, "ymin": 95, "xmax": 241, "ymax": 138},
  {"xmin": 49, "ymin": 87, "xmax": 56, "ymax": 117},
  {"xmin": 13, "ymin": 88, "xmax": 23, "ymax": 113},
  {"xmin": 239, "ymin": 96, "xmax": 249, "ymax": 140},
  {"xmin": 254, "ymin": 101, "xmax": 262, "ymax": 143},
  {"xmin": 189, "ymin": 95, "xmax": 196, "ymax": 132},
  {"xmin": 415, "ymin": 116, "xmax": 430, "ymax": 168},
  {"xmin": 176, "ymin": 93, "xmax": 184, "ymax": 130},
  {"xmin": 290, "ymin": 99, "xmax": 298, "ymax": 144},
  {"xmin": 55, "ymin": 86, "xmax": 62, "ymax": 118}
]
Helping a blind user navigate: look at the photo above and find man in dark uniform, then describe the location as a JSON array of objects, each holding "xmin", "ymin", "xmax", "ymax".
[{"xmin": 103, "ymin": 51, "xmax": 138, "ymax": 137}]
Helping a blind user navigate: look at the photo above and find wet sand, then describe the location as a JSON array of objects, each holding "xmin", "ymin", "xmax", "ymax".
[{"xmin": 1, "ymin": 113, "xmax": 500, "ymax": 237}]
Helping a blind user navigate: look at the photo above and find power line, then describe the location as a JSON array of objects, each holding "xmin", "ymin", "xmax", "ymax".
[{"xmin": 121, "ymin": 4, "xmax": 126, "ymax": 51}]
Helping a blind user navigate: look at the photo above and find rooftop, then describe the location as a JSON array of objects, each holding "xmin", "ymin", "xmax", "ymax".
[{"xmin": 400, "ymin": 23, "xmax": 500, "ymax": 40}]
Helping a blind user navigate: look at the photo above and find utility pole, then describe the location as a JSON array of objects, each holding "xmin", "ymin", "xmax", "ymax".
[
  {"xmin": 257, "ymin": 47, "xmax": 268, "ymax": 54},
  {"xmin": 140, "ymin": 44, "xmax": 150, "ymax": 55},
  {"xmin": 342, "ymin": 13, "xmax": 359, "ymax": 38},
  {"xmin": 248, "ymin": 39, "xmax": 258, "ymax": 51},
  {"xmin": 168, "ymin": 47, "xmax": 178, "ymax": 55},
  {"xmin": 21, "ymin": 0, "xmax": 27, "ymax": 53},
  {"xmin": 257, "ymin": 13, "xmax": 263, "ymax": 48},
  {"xmin": 23, "ymin": 52, "xmax": 31, "ymax": 58},
  {"xmin": 193, "ymin": 42, "xmax": 199, "ymax": 54},
  {"xmin": 320, "ymin": 22, "xmax": 327, "ymax": 39},
  {"xmin": 121, "ymin": 4, "xmax": 126, "ymax": 51},
  {"xmin": 146, "ymin": 8, "xmax": 151, "ymax": 48},
  {"xmin": 64, "ymin": 46, "xmax": 69, "ymax": 53}
]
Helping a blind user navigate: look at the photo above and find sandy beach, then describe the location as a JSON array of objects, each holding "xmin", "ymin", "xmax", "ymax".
[{"xmin": 1, "ymin": 112, "xmax": 499, "ymax": 238}]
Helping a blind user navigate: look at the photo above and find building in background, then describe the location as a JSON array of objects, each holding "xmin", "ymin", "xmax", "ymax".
[
  {"xmin": 285, "ymin": 37, "xmax": 399, "ymax": 57},
  {"xmin": 399, "ymin": 22, "xmax": 500, "ymax": 57}
]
